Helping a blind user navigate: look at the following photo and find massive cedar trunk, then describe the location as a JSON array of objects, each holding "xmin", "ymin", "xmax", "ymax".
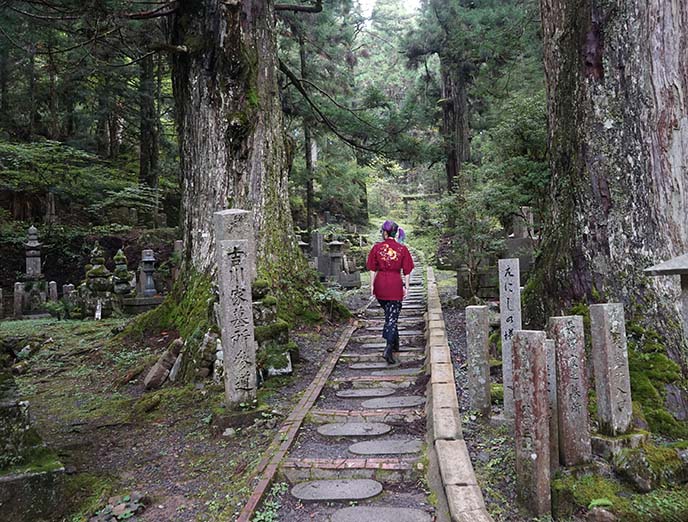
[
  {"xmin": 299, "ymin": 35, "xmax": 315, "ymax": 232},
  {"xmin": 535, "ymin": 0, "xmax": 688, "ymax": 364},
  {"xmin": 439, "ymin": 56, "xmax": 470, "ymax": 193},
  {"xmin": 171, "ymin": 0, "xmax": 301, "ymax": 277}
]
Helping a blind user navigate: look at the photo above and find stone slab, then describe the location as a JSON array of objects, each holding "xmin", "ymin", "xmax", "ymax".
[
  {"xmin": 644, "ymin": 254, "xmax": 688, "ymax": 275},
  {"xmin": 362, "ymin": 396, "xmax": 425, "ymax": 409},
  {"xmin": 431, "ymin": 362, "xmax": 454, "ymax": 384},
  {"xmin": 350, "ymin": 362, "xmax": 400, "ymax": 370},
  {"xmin": 317, "ymin": 422, "xmax": 392, "ymax": 437},
  {"xmin": 371, "ymin": 367, "xmax": 423, "ymax": 376},
  {"xmin": 336, "ymin": 388, "xmax": 396, "ymax": 398},
  {"xmin": 433, "ymin": 407, "xmax": 463, "ymax": 440},
  {"xmin": 349, "ymin": 438, "xmax": 422, "ymax": 455},
  {"xmin": 291, "ymin": 479, "xmax": 382, "ymax": 501},
  {"xmin": 358, "ymin": 343, "xmax": 422, "ymax": 351},
  {"xmin": 435, "ymin": 440, "xmax": 476, "ymax": 485},
  {"xmin": 466, "ymin": 306, "xmax": 491, "ymax": 417},
  {"xmin": 331, "ymin": 507, "xmax": 432, "ymax": 522},
  {"xmin": 445, "ymin": 485, "xmax": 486, "ymax": 513},
  {"xmin": 432, "ymin": 382, "xmax": 459, "ymax": 410}
]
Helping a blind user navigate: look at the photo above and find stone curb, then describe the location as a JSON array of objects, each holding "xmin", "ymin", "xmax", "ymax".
[{"xmin": 425, "ymin": 267, "xmax": 494, "ymax": 522}]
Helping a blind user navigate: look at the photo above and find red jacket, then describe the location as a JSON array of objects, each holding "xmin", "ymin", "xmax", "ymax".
[{"xmin": 366, "ymin": 239, "xmax": 415, "ymax": 301}]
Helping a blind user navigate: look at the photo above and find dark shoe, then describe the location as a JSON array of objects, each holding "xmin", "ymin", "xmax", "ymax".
[{"xmin": 383, "ymin": 344, "xmax": 396, "ymax": 365}]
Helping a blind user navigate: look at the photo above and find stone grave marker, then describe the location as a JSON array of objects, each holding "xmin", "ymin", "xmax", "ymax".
[
  {"xmin": 48, "ymin": 281, "xmax": 58, "ymax": 302},
  {"xmin": 548, "ymin": 315, "xmax": 591, "ymax": 465},
  {"xmin": 213, "ymin": 209, "xmax": 256, "ymax": 281},
  {"xmin": 13, "ymin": 282, "xmax": 24, "ymax": 319},
  {"xmin": 512, "ymin": 330, "xmax": 550, "ymax": 516},
  {"xmin": 545, "ymin": 339, "xmax": 559, "ymax": 476},
  {"xmin": 217, "ymin": 239, "xmax": 257, "ymax": 408},
  {"xmin": 25, "ymin": 225, "xmax": 42, "ymax": 278},
  {"xmin": 498, "ymin": 258, "xmax": 522, "ymax": 418},
  {"xmin": 590, "ymin": 303, "xmax": 632, "ymax": 436},
  {"xmin": 466, "ymin": 305, "xmax": 491, "ymax": 416}
]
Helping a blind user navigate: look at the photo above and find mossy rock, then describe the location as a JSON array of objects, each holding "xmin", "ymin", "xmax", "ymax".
[
  {"xmin": 252, "ymin": 279, "xmax": 270, "ymax": 299},
  {"xmin": 255, "ymin": 320, "xmax": 289, "ymax": 344},
  {"xmin": 613, "ymin": 445, "xmax": 688, "ymax": 493}
]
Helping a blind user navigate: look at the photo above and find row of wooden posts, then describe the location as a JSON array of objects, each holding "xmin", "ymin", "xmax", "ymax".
[{"xmin": 465, "ymin": 258, "xmax": 634, "ymax": 516}]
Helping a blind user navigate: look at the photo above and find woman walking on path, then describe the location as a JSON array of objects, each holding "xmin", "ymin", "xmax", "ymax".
[{"xmin": 366, "ymin": 220, "xmax": 414, "ymax": 364}]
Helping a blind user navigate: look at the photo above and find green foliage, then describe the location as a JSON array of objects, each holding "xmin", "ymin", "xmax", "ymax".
[
  {"xmin": 0, "ymin": 140, "xmax": 133, "ymax": 200},
  {"xmin": 253, "ymin": 482, "xmax": 289, "ymax": 522}
]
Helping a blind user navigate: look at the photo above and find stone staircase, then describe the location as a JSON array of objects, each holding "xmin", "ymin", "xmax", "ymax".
[{"xmin": 277, "ymin": 268, "xmax": 434, "ymax": 521}]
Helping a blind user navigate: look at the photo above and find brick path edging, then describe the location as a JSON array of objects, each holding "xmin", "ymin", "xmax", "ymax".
[
  {"xmin": 235, "ymin": 320, "xmax": 358, "ymax": 522},
  {"xmin": 426, "ymin": 267, "xmax": 495, "ymax": 522}
]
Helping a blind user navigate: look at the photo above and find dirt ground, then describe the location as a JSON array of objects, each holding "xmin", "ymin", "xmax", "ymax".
[{"xmin": 3, "ymin": 313, "xmax": 348, "ymax": 522}]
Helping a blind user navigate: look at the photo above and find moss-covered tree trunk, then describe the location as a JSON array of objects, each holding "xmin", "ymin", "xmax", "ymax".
[
  {"xmin": 171, "ymin": 0, "xmax": 301, "ymax": 278},
  {"xmin": 534, "ymin": 0, "xmax": 688, "ymax": 366}
]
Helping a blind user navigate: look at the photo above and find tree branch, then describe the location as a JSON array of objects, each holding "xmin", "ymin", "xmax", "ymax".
[
  {"xmin": 274, "ymin": 0, "xmax": 322, "ymax": 13},
  {"xmin": 278, "ymin": 59, "xmax": 382, "ymax": 153}
]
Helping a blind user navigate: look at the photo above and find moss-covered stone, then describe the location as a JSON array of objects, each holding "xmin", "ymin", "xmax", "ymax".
[
  {"xmin": 613, "ymin": 444, "xmax": 688, "ymax": 492},
  {"xmin": 490, "ymin": 383, "xmax": 504, "ymax": 404}
]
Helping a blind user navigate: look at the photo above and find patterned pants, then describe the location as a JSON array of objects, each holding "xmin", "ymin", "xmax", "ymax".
[{"xmin": 378, "ymin": 300, "xmax": 402, "ymax": 345}]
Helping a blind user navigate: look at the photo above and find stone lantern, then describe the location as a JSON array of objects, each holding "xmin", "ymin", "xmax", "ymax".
[
  {"xmin": 24, "ymin": 225, "xmax": 42, "ymax": 279},
  {"xmin": 140, "ymin": 249, "xmax": 157, "ymax": 297}
]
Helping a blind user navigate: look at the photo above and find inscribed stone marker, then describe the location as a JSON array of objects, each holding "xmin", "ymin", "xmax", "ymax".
[
  {"xmin": 512, "ymin": 330, "xmax": 550, "ymax": 517},
  {"xmin": 466, "ymin": 305, "xmax": 491, "ymax": 417},
  {"xmin": 545, "ymin": 339, "xmax": 560, "ymax": 476},
  {"xmin": 498, "ymin": 258, "xmax": 522, "ymax": 418},
  {"xmin": 213, "ymin": 209, "xmax": 256, "ymax": 281},
  {"xmin": 548, "ymin": 315, "xmax": 591, "ymax": 466},
  {"xmin": 13, "ymin": 282, "xmax": 24, "ymax": 319},
  {"xmin": 217, "ymin": 239, "xmax": 256, "ymax": 408},
  {"xmin": 48, "ymin": 281, "xmax": 58, "ymax": 302},
  {"xmin": 590, "ymin": 304, "xmax": 632, "ymax": 436}
]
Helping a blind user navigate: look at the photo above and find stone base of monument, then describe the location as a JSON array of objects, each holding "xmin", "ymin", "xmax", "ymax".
[
  {"xmin": 590, "ymin": 431, "xmax": 649, "ymax": 460},
  {"xmin": 0, "ymin": 457, "xmax": 65, "ymax": 522},
  {"xmin": 122, "ymin": 296, "xmax": 164, "ymax": 315},
  {"xmin": 210, "ymin": 405, "xmax": 274, "ymax": 436}
]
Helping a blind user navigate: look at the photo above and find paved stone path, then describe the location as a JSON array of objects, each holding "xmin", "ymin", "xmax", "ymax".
[{"xmin": 277, "ymin": 267, "xmax": 434, "ymax": 520}]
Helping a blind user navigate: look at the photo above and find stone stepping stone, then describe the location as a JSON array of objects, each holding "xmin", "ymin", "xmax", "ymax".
[
  {"xmin": 317, "ymin": 422, "xmax": 392, "ymax": 437},
  {"xmin": 359, "ymin": 343, "xmax": 422, "ymax": 351},
  {"xmin": 349, "ymin": 438, "xmax": 422, "ymax": 455},
  {"xmin": 361, "ymin": 396, "xmax": 425, "ymax": 409},
  {"xmin": 331, "ymin": 507, "xmax": 432, "ymax": 522},
  {"xmin": 336, "ymin": 388, "xmax": 396, "ymax": 398},
  {"xmin": 350, "ymin": 362, "xmax": 399, "ymax": 370},
  {"xmin": 291, "ymin": 479, "xmax": 382, "ymax": 502},
  {"xmin": 371, "ymin": 367, "xmax": 423, "ymax": 376}
]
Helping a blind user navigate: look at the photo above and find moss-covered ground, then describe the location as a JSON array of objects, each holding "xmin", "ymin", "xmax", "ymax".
[{"xmin": 1, "ymin": 315, "xmax": 344, "ymax": 521}]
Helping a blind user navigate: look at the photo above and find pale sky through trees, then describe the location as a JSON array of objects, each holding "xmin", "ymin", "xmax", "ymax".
[{"xmin": 360, "ymin": 0, "xmax": 421, "ymax": 18}]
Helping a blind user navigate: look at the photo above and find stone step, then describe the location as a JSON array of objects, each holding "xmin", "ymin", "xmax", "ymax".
[
  {"xmin": 355, "ymin": 343, "xmax": 423, "ymax": 350},
  {"xmin": 355, "ymin": 329, "xmax": 425, "ymax": 339},
  {"xmin": 371, "ymin": 367, "xmax": 424, "ymax": 377},
  {"xmin": 310, "ymin": 408, "xmax": 424, "ymax": 424},
  {"xmin": 332, "ymin": 374, "xmax": 416, "ymax": 388},
  {"xmin": 349, "ymin": 439, "xmax": 423, "ymax": 456},
  {"xmin": 280, "ymin": 457, "xmax": 419, "ymax": 484},
  {"xmin": 361, "ymin": 396, "xmax": 426, "ymax": 409},
  {"xmin": 317, "ymin": 422, "xmax": 392, "ymax": 437},
  {"xmin": 335, "ymin": 388, "xmax": 396, "ymax": 398},
  {"xmin": 331, "ymin": 506, "xmax": 432, "ymax": 522},
  {"xmin": 291, "ymin": 478, "xmax": 382, "ymax": 502},
  {"xmin": 341, "ymin": 351, "xmax": 423, "ymax": 364},
  {"xmin": 349, "ymin": 362, "xmax": 400, "ymax": 370}
]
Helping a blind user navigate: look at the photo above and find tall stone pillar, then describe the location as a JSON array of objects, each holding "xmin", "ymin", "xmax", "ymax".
[
  {"xmin": 24, "ymin": 226, "xmax": 42, "ymax": 279},
  {"xmin": 545, "ymin": 339, "xmax": 559, "ymax": 476},
  {"xmin": 513, "ymin": 330, "xmax": 550, "ymax": 517},
  {"xmin": 498, "ymin": 258, "xmax": 522, "ymax": 418},
  {"xmin": 590, "ymin": 304, "xmax": 633, "ymax": 436},
  {"xmin": 213, "ymin": 209, "xmax": 256, "ymax": 281},
  {"xmin": 48, "ymin": 281, "xmax": 58, "ymax": 302},
  {"xmin": 217, "ymin": 239, "xmax": 257, "ymax": 408},
  {"xmin": 466, "ymin": 305, "xmax": 491, "ymax": 417},
  {"xmin": 548, "ymin": 315, "xmax": 592, "ymax": 465},
  {"xmin": 13, "ymin": 283, "xmax": 24, "ymax": 319}
]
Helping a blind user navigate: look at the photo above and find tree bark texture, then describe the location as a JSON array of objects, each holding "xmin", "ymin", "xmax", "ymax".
[
  {"xmin": 299, "ymin": 35, "xmax": 315, "ymax": 232},
  {"xmin": 439, "ymin": 56, "xmax": 470, "ymax": 192},
  {"xmin": 171, "ymin": 0, "xmax": 300, "ymax": 276},
  {"xmin": 536, "ymin": 0, "xmax": 688, "ymax": 363}
]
